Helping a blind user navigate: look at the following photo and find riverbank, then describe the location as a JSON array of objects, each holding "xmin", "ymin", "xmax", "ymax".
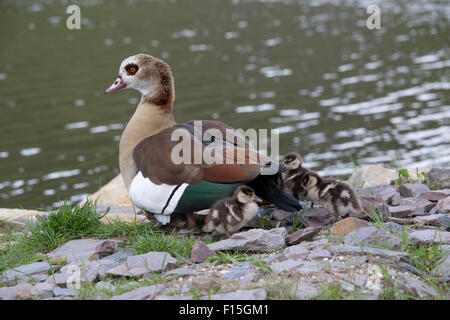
[{"xmin": 0, "ymin": 165, "xmax": 449, "ymax": 300}]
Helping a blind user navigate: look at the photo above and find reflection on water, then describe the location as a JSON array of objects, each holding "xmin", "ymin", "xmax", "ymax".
[{"xmin": 0, "ymin": 0, "xmax": 449, "ymax": 209}]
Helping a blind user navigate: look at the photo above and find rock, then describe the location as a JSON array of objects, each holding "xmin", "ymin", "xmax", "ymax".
[
  {"xmin": 400, "ymin": 198, "xmax": 435, "ymax": 214},
  {"xmin": 348, "ymin": 256, "xmax": 368, "ymax": 267},
  {"xmin": 434, "ymin": 254, "xmax": 449, "ymax": 277},
  {"xmin": 54, "ymin": 260, "xmax": 101, "ymax": 285},
  {"xmin": 48, "ymin": 239, "xmax": 117, "ymax": 263},
  {"xmin": 420, "ymin": 190, "xmax": 450, "ymax": 202},
  {"xmin": 384, "ymin": 222, "xmax": 411, "ymax": 235},
  {"xmin": 437, "ymin": 215, "xmax": 450, "ymax": 229},
  {"xmin": 190, "ymin": 277, "xmax": 219, "ymax": 292},
  {"xmin": 409, "ymin": 230, "xmax": 450, "ymax": 245},
  {"xmin": 155, "ymin": 295, "xmax": 193, "ymax": 300},
  {"xmin": 190, "ymin": 241, "xmax": 216, "ymax": 263},
  {"xmin": 433, "ymin": 197, "xmax": 450, "ymax": 214},
  {"xmin": 1, "ymin": 262, "xmax": 51, "ymax": 285},
  {"xmin": 269, "ymin": 208, "xmax": 294, "ymax": 226},
  {"xmin": 222, "ymin": 262, "xmax": 253, "ymax": 280},
  {"xmin": 101, "ymin": 248, "xmax": 134, "ymax": 263},
  {"xmin": 283, "ymin": 244, "xmax": 310, "ymax": 260},
  {"xmin": 201, "ymin": 289, "xmax": 266, "ymax": 300},
  {"xmin": 329, "ymin": 245, "xmax": 408, "ymax": 259},
  {"xmin": 107, "ymin": 252, "xmax": 177, "ymax": 277},
  {"xmin": 30, "ymin": 282, "xmax": 55, "ymax": 299},
  {"xmin": 50, "ymin": 255, "xmax": 67, "ymax": 266},
  {"xmin": 0, "ymin": 208, "xmax": 42, "ymax": 222},
  {"xmin": 388, "ymin": 205, "xmax": 416, "ymax": 218},
  {"xmin": 286, "ymin": 227, "xmax": 321, "ymax": 245},
  {"xmin": 427, "ymin": 168, "xmax": 450, "ymax": 189},
  {"xmin": 413, "ymin": 214, "xmax": 445, "ymax": 226},
  {"xmin": 270, "ymin": 260, "xmax": 303, "ymax": 273},
  {"xmin": 390, "ymin": 193, "xmax": 402, "ymax": 206},
  {"xmin": 290, "ymin": 281, "xmax": 320, "ymax": 299},
  {"xmin": 358, "ymin": 196, "xmax": 390, "ymax": 221},
  {"xmin": 395, "ymin": 273, "xmax": 440, "ymax": 298},
  {"xmin": 352, "ymin": 274, "xmax": 368, "ymax": 288},
  {"xmin": 79, "ymin": 174, "xmax": 131, "ymax": 207},
  {"xmin": 207, "ymin": 228, "xmax": 287, "ymax": 252},
  {"xmin": 330, "ymin": 217, "xmax": 370, "ymax": 236},
  {"xmin": 308, "ymin": 249, "xmax": 331, "ymax": 260},
  {"xmin": 162, "ymin": 267, "xmax": 200, "ymax": 278},
  {"xmin": 366, "ymin": 185, "xmax": 398, "ymax": 202},
  {"xmin": 348, "ymin": 165, "xmax": 397, "ymax": 188},
  {"xmin": 301, "ymin": 207, "xmax": 334, "ymax": 227},
  {"xmin": 97, "ymin": 259, "xmax": 120, "ymax": 279},
  {"xmin": 398, "ymin": 185, "xmax": 412, "ymax": 198},
  {"xmin": 295, "ymin": 261, "xmax": 324, "ymax": 273},
  {"xmin": 53, "ymin": 287, "xmax": 77, "ymax": 297},
  {"xmin": 387, "ymin": 217, "xmax": 415, "ymax": 225},
  {"xmin": 401, "ymin": 184, "xmax": 431, "ymax": 198},
  {"xmin": 344, "ymin": 226, "xmax": 402, "ymax": 249},
  {"xmin": 95, "ymin": 281, "xmax": 116, "ymax": 291},
  {"xmin": 109, "ymin": 284, "xmax": 166, "ymax": 300},
  {"xmin": 0, "ymin": 283, "xmax": 33, "ymax": 300}
]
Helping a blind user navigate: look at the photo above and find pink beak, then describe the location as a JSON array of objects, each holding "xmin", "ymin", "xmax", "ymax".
[{"xmin": 105, "ymin": 76, "xmax": 126, "ymax": 93}]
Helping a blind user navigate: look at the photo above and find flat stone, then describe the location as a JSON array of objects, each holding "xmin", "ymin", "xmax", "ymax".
[
  {"xmin": 390, "ymin": 193, "xmax": 402, "ymax": 206},
  {"xmin": 400, "ymin": 198, "xmax": 435, "ymax": 214},
  {"xmin": 286, "ymin": 227, "xmax": 321, "ymax": 245},
  {"xmin": 107, "ymin": 252, "xmax": 177, "ymax": 277},
  {"xmin": 427, "ymin": 168, "xmax": 450, "ymax": 189},
  {"xmin": 101, "ymin": 249, "xmax": 134, "ymax": 263},
  {"xmin": 54, "ymin": 260, "xmax": 101, "ymax": 285},
  {"xmin": 348, "ymin": 256, "xmax": 368, "ymax": 267},
  {"xmin": 352, "ymin": 274, "xmax": 368, "ymax": 288},
  {"xmin": 207, "ymin": 228, "xmax": 287, "ymax": 252},
  {"xmin": 388, "ymin": 205, "xmax": 416, "ymax": 218},
  {"xmin": 344, "ymin": 226, "xmax": 402, "ymax": 249},
  {"xmin": 222, "ymin": 262, "xmax": 253, "ymax": 280},
  {"xmin": 190, "ymin": 240, "xmax": 216, "ymax": 263},
  {"xmin": 329, "ymin": 245, "xmax": 408, "ymax": 259},
  {"xmin": 348, "ymin": 165, "xmax": 398, "ymax": 188},
  {"xmin": 409, "ymin": 230, "xmax": 450, "ymax": 245},
  {"xmin": 433, "ymin": 197, "xmax": 450, "ymax": 214},
  {"xmin": 202, "ymin": 289, "xmax": 266, "ymax": 300},
  {"xmin": 48, "ymin": 239, "xmax": 117, "ymax": 263},
  {"xmin": 395, "ymin": 273, "xmax": 440, "ymax": 299},
  {"xmin": 420, "ymin": 190, "xmax": 450, "ymax": 202},
  {"xmin": 434, "ymin": 254, "xmax": 449, "ymax": 277},
  {"xmin": 1, "ymin": 262, "xmax": 51, "ymax": 285},
  {"xmin": 295, "ymin": 261, "xmax": 324, "ymax": 273},
  {"xmin": 50, "ymin": 255, "xmax": 67, "ymax": 266},
  {"xmin": 162, "ymin": 267, "xmax": 200, "ymax": 278},
  {"xmin": 0, "ymin": 283, "xmax": 33, "ymax": 300},
  {"xmin": 269, "ymin": 208, "xmax": 294, "ymax": 225},
  {"xmin": 290, "ymin": 281, "xmax": 320, "ymax": 299},
  {"xmin": 413, "ymin": 214, "xmax": 445, "ymax": 226},
  {"xmin": 54, "ymin": 287, "xmax": 77, "ymax": 297},
  {"xmin": 301, "ymin": 207, "xmax": 334, "ymax": 227},
  {"xmin": 330, "ymin": 217, "xmax": 370, "ymax": 236},
  {"xmin": 437, "ymin": 215, "xmax": 450, "ymax": 229},
  {"xmin": 270, "ymin": 259, "xmax": 303, "ymax": 273},
  {"xmin": 358, "ymin": 196, "xmax": 390, "ymax": 221},
  {"xmin": 109, "ymin": 284, "xmax": 166, "ymax": 300},
  {"xmin": 95, "ymin": 281, "xmax": 116, "ymax": 291},
  {"xmin": 402, "ymin": 184, "xmax": 431, "ymax": 198},
  {"xmin": 384, "ymin": 222, "xmax": 411, "ymax": 235},
  {"xmin": 0, "ymin": 208, "xmax": 42, "ymax": 222},
  {"xmin": 308, "ymin": 249, "xmax": 331, "ymax": 260},
  {"xmin": 283, "ymin": 244, "xmax": 310, "ymax": 260},
  {"xmin": 97, "ymin": 259, "xmax": 120, "ymax": 279},
  {"xmin": 366, "ymin": 185, "xmax": 398, "ymax": 202},
  {"xmin": 30, "ymin": 282, "xmax": 55, "ymax": 299}
]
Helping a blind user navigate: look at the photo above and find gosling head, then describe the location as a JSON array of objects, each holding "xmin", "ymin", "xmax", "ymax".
[
  {"xmin": 282, "ymin": 152, "xmax": 303, "ymax": 170},
  {"xmin": 234, "ymin": 185, "xmax": 255, "ymax": 204},
  {"xmin": 105, "ymin": 54, "xmax": 174, "ymax": 107},
  {"xmin": 299, "ymin": 170, "xmax": 321, "ymax": 190}
]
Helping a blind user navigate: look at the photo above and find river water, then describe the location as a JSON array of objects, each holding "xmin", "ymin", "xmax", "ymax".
[{"xmin": 0, "ymin": 0, "xmax": 449, "ymax": 209}]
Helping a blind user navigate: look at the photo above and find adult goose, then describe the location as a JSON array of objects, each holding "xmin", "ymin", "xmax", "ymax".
[{"xmin": 105, "ymin": 54, "xmax": 301, "ymax": 228}]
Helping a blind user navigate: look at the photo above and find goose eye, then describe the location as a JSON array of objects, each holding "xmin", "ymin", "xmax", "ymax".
[{"xmin": 125, "ymin": 64, "xmax": 139, "ymax": 75}]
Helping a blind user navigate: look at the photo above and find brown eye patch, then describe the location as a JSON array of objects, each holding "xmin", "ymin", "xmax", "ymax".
[{"xmin": 125, "ymin": 63, "xmax": 139, "ymax": 75}]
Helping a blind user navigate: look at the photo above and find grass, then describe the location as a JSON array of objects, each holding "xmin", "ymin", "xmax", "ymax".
[
  {"xmin": 312, "ymin": 282, "xmax": 363, "ymax": 300},
  {"xmin": 205, "ymin": 250, "xmax": 254, "ymax": 265}
]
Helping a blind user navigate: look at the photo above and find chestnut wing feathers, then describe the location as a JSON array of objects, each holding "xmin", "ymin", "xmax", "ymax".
[{"xmin": 132, "ymin": 120, "xmax": 266, "ymax": 185}]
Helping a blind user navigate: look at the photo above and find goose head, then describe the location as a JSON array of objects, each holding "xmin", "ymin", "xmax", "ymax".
[
  {"xmin": 106, "ymin": 54, "xmax": 174, "ymax": 107},
  {"xmin": 281, "ymin": 152, "xmax": 303, "ymax": 170},
  {"xmin": 235, "ymin": 185, "xmax": 255, "ymax": 204}
]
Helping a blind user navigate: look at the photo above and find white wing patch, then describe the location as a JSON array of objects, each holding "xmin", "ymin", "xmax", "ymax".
[{"xmin": 320, "ymin": 183, "xmax": 336, "ymax": 198}]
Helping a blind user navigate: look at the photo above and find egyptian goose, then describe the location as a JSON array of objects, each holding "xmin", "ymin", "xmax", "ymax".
[{"xmin": 105, "ymin": 54, "xmax": 302, "ymax": 227}]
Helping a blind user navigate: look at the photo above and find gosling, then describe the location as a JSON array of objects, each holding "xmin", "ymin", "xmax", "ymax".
[
  {"xmin": 202, "ymin": 185, "xmax": 258, "ymax": 236},
  {"xmin": 280, "ymin": 152, "xmax": 308, "ymax": 200}
]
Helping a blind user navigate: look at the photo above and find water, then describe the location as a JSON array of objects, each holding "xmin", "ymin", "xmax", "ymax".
[{"xmin": 0, "ymin": 0, "xmax": 449, "ymax": 209}]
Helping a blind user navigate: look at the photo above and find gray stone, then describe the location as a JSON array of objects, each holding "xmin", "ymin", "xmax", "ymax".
[
  {"xmin": 30, "ymin": 282, "xmax": 55, "ymax": 299},
  {"xmin": 388, "ymin": 206, "xmax": 416, "ymax": 218},
  {"xmin": 413, "ymin": 214, "xmax": 445, "ymax": 226},
  {"xmin": 409, "ymin": 230, "xmax": 450, "ymax": 245},
  {"xmin": 344, "ymin": 226, "xmax": 402, "ymax": 249},
  {"xmin": 109, "ymin": 284, "xmax": 166, "ymax": 300},
  {"xmin": 202, "ymin": 289, "xmax": 266, "ymax": 300},
  {"xmin": 95, "ymin": 281, "xmax": 116, "ymax": 291},
  {"xmin": 286, "ymin": 227, "xmax": 321, "ymax": 245},
  {"xmin": 53, "ymin": 287, "xmax": 77, "ymax": 297},
  {"xmin": 107, "ymin": 252, "xmax": 177, "ymax": 277},
  {"xmin": 155, "ymin": 295, "xmax": 193, "ymax": 300},
  {"xmin": 395, "ymin": 273, "xmax": 440, "ymax": 299},
  {"xmin": 367, "ymin": 185, "xmax": 398, "ymax": 202},
  {"xmin": 402, "ymin": 183, "xmax": 430, "ymax": 198},
  {"xmin": 0, "ymin": 283, "xmax": 33, "ymax": 300},
  {"xmin": 207, "ymin": 228, "xmax": 287, "ymax": 252},
  {"xmin": 308, "ymin": 249, "xmax": 331, "ymax": 260},
  {"xmin": 434, "ymin": 197, "xmax": 450, "ymax": 214},
  {"xmin": 1, "ymin": 262, "xmax": 51, "ymax": 285},
  {"xmin": 427, "ymin": 168, "xmax": 450, "ymax": 189},
  {"xmin": 295, "ymin": 261, "xmax": 324, "ymax": 273},
  {"xmin": 329, "ymin": 245, "xmax": 408, "ymax": 259},
  {"xmin": 290, "ymin": 281, "xmax": 320, "ymax": 299},
  {"xmin": 400, "ymin": 198, "xmax": 435, "ymax": 214},
  {"xmin": 222, "ymin": 262, "xmax": 253, "ymax": 280},
  {"xmin": 269, "ymin": 208, "xmax": 294, "ymax": 225},
  {"xmin": 97, "ymin": 259, "xmax": 120, "ymax": 279},
  {"xmin": 48, "ymin": 239, "xmax": 117, "ymax": 263},
  {"xmin": 348, "ymin": 165, "xmax": 397, "ymax": 188},
  {"xmin": 390, "ymin": 192, "xmax": 402, "ymax": 206},
  {"xmin": 283, "ymin": 244, "xmax": 310, "ymax": 259},
  {"xmin": 302, "ymin": 207, "xmax": 334, "ymax": 227},
  {"xmin": 352, "ymin": 274, "xmax": 368, "ymax": 288},
  {"xmin": 437, "ymin": 215, "xmax": 450, "ymax": 229},
  {"xmin": 162, "ymin": 267, "xmax": 200, "ymax": 278},
  {"xmin": 358, "ymin": 196, "xmax": 390, "ymax": 221},
  {"xmin": 190, "ymin": 241, "xmax": 216, "ymax": 263},
  {"xmin": 348, "ymin": 256, "xmax": 368, "ymax": 267},
  {"xmin": 101, "ymin": 249, "xmax": 134, "ymax": 263},
  {"xmin": 270, "ymin": 259, "xmax": 303, "ymax": 273},
  {"xmin": 384, "ymin": 222, "xmax": 411, "ymax": 235},
  {"xmin": 53, "ymin": 260, "xmax": 101, "ymax": 285}
]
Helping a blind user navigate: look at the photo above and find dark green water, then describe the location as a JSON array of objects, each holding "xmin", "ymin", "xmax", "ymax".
[{"xmin": 0, "ymin": 0, "xmax": 449, "ymax": 209}]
